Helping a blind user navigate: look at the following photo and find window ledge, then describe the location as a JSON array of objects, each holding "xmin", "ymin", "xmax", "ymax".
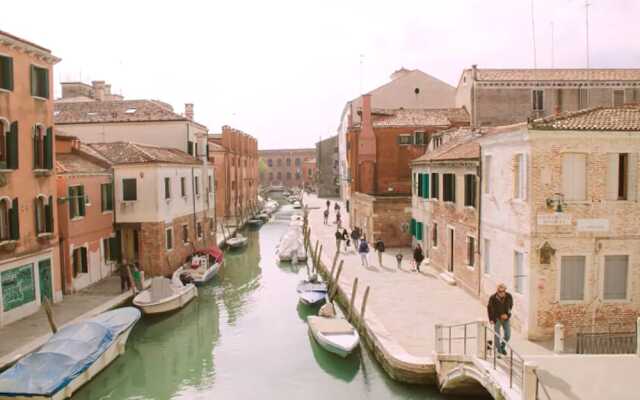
[
  {"xmin": 70, "ymin": 216, "xmax": 85, "ymax": 222},
  {"xmin": 34, "ymin": 169, "xmax": 52, "ymax": 177},
  {"xmin": 0, "ymin": 168, "xmax": 14, "ymax": 173},
  {"xmin": 102, "ymin": 210, "xmax": 113, "ymax": 215},
  {"xmin": 32, "ymin": 95, "xmax": 48, "ymax": 102},
  {"xmin": 37, "ymin": 232, "xmax": 54, "ymax": 239},
  {"xmin": 0, "ymin": 88, "xmax": 12, "ymax": 94},
  {"xmin": 557, "ymin": 299, "xmax": 585, "ymax": 305},
  {"xmin": 0, "ymin": 240, "xmax": 17, "ymax": 250},
  {"xmin": 602, "ymin": 298, "xmax": 631, "ymax": 304}
]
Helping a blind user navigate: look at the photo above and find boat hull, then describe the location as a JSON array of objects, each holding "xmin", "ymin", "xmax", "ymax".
[
  {"xmin": 227, "ymin": 238, "xmax": 248, "ymax": 249},
  {"xmin": 192, "ymin": 262, "xmax": 221, "ymax": 286},
  {"xmin": 133, "ymin": 285, "xmax": 197, "ymax": 315},
  {"xmin": 0, "ymin": 324, "xmax": 136, "ymax": 400},
  {"xmin": 308, "ymin": 317, "xmax": 360, "ymax": 358},
  {"xmin": 298, "ymin": 291, "xmax": 326, "ymax": 305}
]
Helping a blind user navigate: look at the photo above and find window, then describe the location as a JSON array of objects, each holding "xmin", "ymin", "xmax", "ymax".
[
  {"xmin": 0, "ymin": 56, "xmax": 13, "ymax": 91},
  {"xmin": 532, "ymin": 89, "xmax": 544, "ymax": 111},
  {"xmin": 286, "ymin": 172, "xmax": 292, "ymax": 180},
  {"xmin": 432, "ymin": 223, "xmax": 438, "ymax": 247},
  {"xmin": 30, "ymin": 65, "xmax": 49, "ymax": 99},
  {"xmin": 180, "ymin": 177, "xmax": 187, "ymax": 197},
  {"xmin": 165, "ymin": 227, "xmax": 174, "ymax": 250},
  {"xmin": 122, "ymin": 178, "xmax": 137, "ymax": 201},
  {"xmin": 208, "ymin": 175, "xmax": 213, "ymax": 193},
  {"xmin": 562, "ymin": 153, "xmax": 586, "ymax": 201},
  {"xmin": 0, "ymin": 198, "xmax": 9, "ymax": 241},
  {"xmin": 277, "ymin": 172, "xmax": 282, "ymax": 179},
  {"xmin": 277, "ymin": 159, "xmax": 282, "ymax": 167},
  {"xmin": 295, "ymin": 158, "xmax": 301, "ymax": 166},
  {"xmin": 187, "ymin": 140, "xmax": 194, "ymax": 155},
  {"xmin": 483, "ymin": 155, "xmax": 492, "ymax": 194},
  {"xmin": 607, "ymin": 153, "xmax": 637, "ymax": 201},
  {"xmin": 613, "ymin": 90, "xmax": 625, "ymax": 107},
  {"xmin": 34, "ymin": 196, "xmax": 53, "ymax": 235},
  {"xmin": 432, "ymin": 136, "xmax": 443, "ymax": 149},
  {"xmin": 33, "ymin": 125, "xmax": 52, "ymax": 170},
  {"xmin": 194, "ymin": 176, "xmax": 200, "ymax": 196},
  {"xmin": 68, "ymin": 185, "xmax": 86, "ymax": 218},
  {"xmin": 443, "ymin": 174, "xmax": 456, "ymax": 202},
  {"xmin": 308, "ymin": 168, "xmax": 312, "ymax": 177},
  {"xmin": 467, "ymin": 237, "xmax": 475, "ymax": 267},
  {"xmin": 164, "ymin": 177, "xmax": 171, "ymax": 199},
  {"xmin": 182, "ymin": 224, "xmax": 189, "ymax": 243},
  {"xmin": 197, "ymin": 222, "xmax": 203, "ymax": 239},
  {"xmin": 414, "ymin": 131, "xmax": 426, "ymax": 145},
  {"xmin": 398, "ymin": 134, "xmax": 413, "ymax": 145},
  {"xmin": 296, "ymin": 172, "xmax": 301, "ymax": 180},
  {"xmin": 416, "ymin": 221, "xmax": 423, "ymax": 240},
  {"xmin": 603, "ymin": 255, "xmax": 629, "ymax": 300},
  {"xmin": 102, "ymin": 237, "xmax": 118, "ymax": 262},
  {"xmin": 431, "ymin": 173, "xmax": 439, "ymax": 199},
  {"xmin": 286, "ymin": 158, "xmax": 291, "ymax": 166},
  {"xmin": 514, "ymin": 251, "xmax": 525, "ymax": 294},
  {"xmin": 72, "ymin": 247, "xmax": 88, "ymax": 277},
  {"xmin": 101, "ymin": 183, "xmax": 113, "ymax": 212},
  {"xmin": 514, "ymin": 154, "xmax": 528, "ymax": 200},
  {"xmin": 464, "ymin": 174, "xmax": 477, "ymax": 207},
  {"xmin": 483, "ymin": 239, "xmax": 490, "ymax": 274},
  {"xmin": 0, "ymin": 120, "xmax": 17, "ymax": 170},
  {"xmin": 560, "ymin": 256, "xmax": 585, "ymax": 301}
]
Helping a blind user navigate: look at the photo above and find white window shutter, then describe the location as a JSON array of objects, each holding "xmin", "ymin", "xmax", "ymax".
[
  {"xmin": 562, "ymin": 154, "xmax": 575, "ymax": 200},
  {"xmin": 606, "ymin": 153, "xmax": 619, "ymax": 201},
  {"xmin": 522, "ymin": 153, "xmax": 529, "ymax": 200},
  {"xmin": 574, "ymin": 154, "xmax": 586, "ymax": 201},
  {"xmin": 627, "ymin": 153, "xmax": 638, "ymax": 201}
]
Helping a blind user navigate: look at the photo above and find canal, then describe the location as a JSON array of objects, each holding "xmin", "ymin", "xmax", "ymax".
[{"xmin": 75, "ymin": 204, "xmax": 478, "ymax": 400}]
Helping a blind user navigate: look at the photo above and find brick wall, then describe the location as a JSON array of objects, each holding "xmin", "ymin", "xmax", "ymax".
[{"xmin": 351, "ymin": 192, "xmax": 412, "ymax": 247}]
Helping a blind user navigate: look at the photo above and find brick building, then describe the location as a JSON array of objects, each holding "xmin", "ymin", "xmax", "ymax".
[
  {"xmin": 479, "ymin": 107, "xmax": 640, "ymax": 339},
  {"xmin": 456, "ymin": 66, "xmax": 640, "ymax": 127},
  {"xmin": 80, "ymin": 142, "xmax": 215, "ymax": 277},
  {"xmin": 302, "ymin": 157, "xmax": 317, "ymax": 192},
  {"xmin": 411, "ymin": 129, "xmax": 481, "ymax": 295},
  {"xmin": 208, "ymin": 126, "xmax": 258, "ymax": 225},
  {"xmin": 0, "ymin": 31, "xmax": 62, "ymax": 326},
  {"xmin": 56, "ymin": 134, "xmax": 115, "ymax": 293},
  {"xmin": 316, "ymin": 135, "xmax": 339, "ymax": 197},
  {"xmin": 259, "ymin": 148, "xmax": 315, "ymax": 189},
  {"xmin": 347, "ymin": 94, "xmax": 469, "ymax": 247}
]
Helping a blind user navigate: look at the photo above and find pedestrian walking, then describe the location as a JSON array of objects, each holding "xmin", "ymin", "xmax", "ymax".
[
  {"xmin": 323, "ymin": 209, "xmax": 329, "ymax": 225},
  {"xmin": 334, "ymin": 202, "xmax": 340, "ymax": 212},
  {"xmin": 326, "ymin": 199, "xmax": 330, "ymax": 210},
  {"xmin": 335, "ymin": 229, "xmax": 343, "ymax": 253},
  {"xmin": 358, "ymin": 236, "xmax": 370, "ymax": 267},
  {"xmin": 374, "ymin": 239, "xmax": 385, "ymax": 267},
  {"xmin": 487, "ymin": 283, "xmax": 513, "ymax": 356},
  {"xmin": 350, "ymin": 227, "xmax": 360, "ymax": 250},
  {"xmin": 413, "ymin": 243, "xmax": 424, "ymax": 272},
  {"xmin": 335, "ymin": 210, "xmax": 342, "ymax": 228},
  {"xmin": 341, "ymin": 228, "xmax": 349, "ymax": 252},
  {"xmin": 395, "ymin": 253, "xmax": 403, "ymax": 270}
]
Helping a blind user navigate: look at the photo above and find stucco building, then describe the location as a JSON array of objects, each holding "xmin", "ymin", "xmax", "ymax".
[
  {"xmin": 347, "ymin": 94, "xmax": 469, "ymax": 247},
  {"xmin": 479, "ymin": 107, "xmax": 640, "ymax": 339},
  {"xmin": 56, "ymin": 134, "xmax": 115, "ymax": 293},
  {"xmin": 258, "ymin": 148, "xmax": 315, "ymax": 189},
  {"xmin": 0, "ymin": 31, "xmax": 61, "ymax": 326},
  {"xmin": 456, "ymin": 66, "xmax": 640, "ymax": 127},
  {"xmin": 316, "ymin": 135, "xmax": 339, "ymax": 197},
  {"xmin": 411, "ymin": 129, "xmax": 481, "ymax": 295},
  {"xmin": 208, "ymin": 126, "xmax": 258, "ymax": 225},
  {"xmin": 80, "ymin": 142, "xmax": 215, "ymax": 277},
  {"xmin": 337, "ymin": 68, "xmax": 458, "ymax": 205}
]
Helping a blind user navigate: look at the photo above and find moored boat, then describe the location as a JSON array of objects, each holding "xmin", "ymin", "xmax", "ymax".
[
  {"xmin": 297, "ymin": 280, "xmax": 328, "ymax": 305},
  {"xmin": 307, "ymin": 315, "xmax": 360, "ymax": 358},
  {"xmin": 226, "ymin": 233, "xmax": 248, "ymax": 249},
  {"xmin": 247, "ymin": 218, "xmax": 264, "ymax": 227},
  {"xmin": 292, "ymin": 200, "xmax": 302, "ymax": 209},
  {"xmin": 0, "ymin": 307, "xmax": 141, "ymax": 400},
  {"xmin": 185, "ymin": 247, "xmax": 223, "ymax": 286},
  {"xmin": 133, "ymin": 268, "xmax": 197, "ymax": 315}
]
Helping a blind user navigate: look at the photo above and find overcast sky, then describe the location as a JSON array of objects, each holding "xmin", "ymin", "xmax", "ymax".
[{"xmin": 4, "ymin": 0, "xmax": 640, "ymax": 149}]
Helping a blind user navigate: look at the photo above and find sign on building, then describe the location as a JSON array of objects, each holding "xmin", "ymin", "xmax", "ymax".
[
  {"xmin": 576, "ymin": 219, "xmax": 610, "ymax": 232},
  {"xmin": 537, "ymin": 213, "xmax": 572, "ymax": 226},
  {"xmin": 1, "ymin": 264, "xmax": 36, "ymax": 312}
]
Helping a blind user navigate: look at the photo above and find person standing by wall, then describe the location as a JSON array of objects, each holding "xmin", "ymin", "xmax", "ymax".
[
  {"xmin": 335, "ymin": 229, "xmax": 343, "ymax": 254},
  {"xmin": 413, "ymin": 243, "xmax": 424, "ymax": 272},
  {"xmin": 374, "ymin": 239, "xmax": 385, "ymax": 267},
  {"xmin": 487, "ymin": 283, "xmax": 513, "ymax": 356},
  {"xmin": 323, "ymin": 208, "xmax": 329, "ymax": 225},
  {"xmin": 358, "ymin": 236, "xmax": 370, "ymax": 267},
  {"xmin": 336, "ymin": 209, "xmax": 342, "ymax": 229},
  {"xmin": 350, "ymin": 227, "xmax": 360, "ymax": 251},
  {"xmin": 341, "ymin": 228, "xmax": 349, "ymax": 252}
]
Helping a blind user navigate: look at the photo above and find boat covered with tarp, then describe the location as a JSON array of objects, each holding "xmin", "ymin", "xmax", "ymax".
[
  {"xmin": 0, "ymin": 307, "xmax": 141, "ymax": 400},
  {"xmin": 185, "ymin": 246, "xmax": 224, "ymax": 285},
  {"xmin": 277, "ymin": 228, "xmax": 307, "ymax": 263}
]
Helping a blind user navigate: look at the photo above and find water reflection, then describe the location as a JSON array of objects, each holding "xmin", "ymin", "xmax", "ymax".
[{"xmin": 308, "ymin": 333, "xmax": 360, "ymax": 383}]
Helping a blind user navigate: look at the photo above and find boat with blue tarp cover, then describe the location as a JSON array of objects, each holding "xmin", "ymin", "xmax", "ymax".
[{"xmin": 0, "ymin": 307, "xmax": 141, "ymax": 400}]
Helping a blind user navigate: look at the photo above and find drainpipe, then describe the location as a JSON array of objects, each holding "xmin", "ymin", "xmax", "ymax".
[
  {"xmin": 191, "ymin": 166, "xmax": 197, "ymax": 248},
  {"xmin": 477, "ymin": 146, "xmax": 483, "ymax": 297}
]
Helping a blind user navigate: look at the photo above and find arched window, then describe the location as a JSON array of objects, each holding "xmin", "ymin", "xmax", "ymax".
[
  {"xmin": 33, "ymin": 124, "xmax": 52, "ymax": 170},
  {"xmin": 0, "ymin": 118, "xmax": 17, "ymax": 170},
  {"xmin": 0, "ymin": 198, "xmax": 10, "ymax": 241},
  {"xmin": 286, "ymin": 158, "xmax": 291, "ymax": 167},
  {"xmin": 34, "ymin": 195, "xmax": 53, "ymax": 235}
]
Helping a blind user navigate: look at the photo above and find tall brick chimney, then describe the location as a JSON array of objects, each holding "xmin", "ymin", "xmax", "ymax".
[
  {"xmin": 357, "ymin": 94, "xmax": 376, "ymax": 194},
  {"xmin": 185, "ymin": 103, "xmax": 194, "ymax": 121},
  {"xmin": 471, "ymin": 64, "xmax": 478, "ymax": 81},
  {"xmin": 92, "ymin": 80, "xmax": 105, "ymax": 101}
]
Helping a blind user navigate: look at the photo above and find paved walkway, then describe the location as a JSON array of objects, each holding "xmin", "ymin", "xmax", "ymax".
[
  {"xmin": 304, "ymin": 194, "xmax": 552, "ymax": 361},
  {"xmin": 0, "ymin": 276, "xmax": 136, "ymax": 370}
]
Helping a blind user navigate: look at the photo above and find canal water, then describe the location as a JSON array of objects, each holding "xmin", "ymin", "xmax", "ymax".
[{"xmin": 75, "ymin": 205, "xmax": 480, "ymax": 400}]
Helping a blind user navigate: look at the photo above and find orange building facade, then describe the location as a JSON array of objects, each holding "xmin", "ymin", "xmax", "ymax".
[
  {"xmin": 0, "ymin": 31, "xmax": 61, "ymax": 326},
  {"xmin": 258, "ymin": 148, "xmax": 316, "ymax": 189}
]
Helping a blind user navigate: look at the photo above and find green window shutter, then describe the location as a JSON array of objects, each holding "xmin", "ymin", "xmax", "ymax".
[
  {"xmin": 30, "ymin": 65, "xmax": 36, "ymax": 97},
  {"xmin": 32, "ymin": 126, "xmax": 37, "ymax": 169},
  {"xmin": 78, "ymin": 186, "xmax": 86, "ymax": 216},
  {"xmin": 44, "ymin": 127, "xmax": 53, "ymax": 169},
  {"xmin": 33, "ymin": 198, "xmax": 40, "ymax": 234},
  {"xmin": 1, "ymin": 57, "xmax": 14, "ymax": 91},
  {"xmin": 417, "ymin": 222, "xmax": 423, "ymax": 240},
  {"xmin": 410, "ymin": 218, "xmax": 416, "ymax": 236},
  {"xmin": 108, "ymin": 183, "xmax": 113, "ymax": 210},
  {"xmin": 417, "ymin": 173, "xmax": 422, "ymax": 197},
  {"xmin": 10, "ymin": 198, "xmax": 19, "ymax": 240},
  {"xmin": 422, "ymin": 174, "xmax": 430, "ymax": 198},
  {"xmin": 80, "ymin": 247, "xmax": 88, "ymax": 273},
  {"xmin": 45, "ymin": 196, "xmax": 53, "ymax": 233},
  {"xmin": 68, "ymin": 187, "xmax": 75, "ymax": 218},
  {"xmin": 43, "ymin": 68, "xmax": 49, "ymax": 99},
  {"xmin": 101, "ymin": 184, "xmax": 106, "ymax": 212},
  {"xmin": 7, "ymin": 121, "xmax": 18, "ymax": 169}
]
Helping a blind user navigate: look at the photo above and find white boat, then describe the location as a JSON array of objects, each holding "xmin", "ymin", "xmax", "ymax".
[
  {"xmin": 297, "ymin": 280, "xmax": 328, "ymax": 305},
  {"xmin": 277, "ymin": 227, "xmax": 307, "ymax": 263},
  {"xmin": 247, "ymin": 218, "xmax": 264, "ymax": 227},
  {"xmin": 133, "ymin": 268, "xmax": 197, "ymax": 315},
  {"xmin": 292, "ymin": 201, "xmax": 302, "ymax": 209},
  {"xmin": 257, "ymin": 212, "xmax": 270, "ymax": 221},
  {"xmin": 0, "ymin": 307, "xmax": 141, "ymax": 400},
  {"xmin": 308, "ymin": 316, "xmax": 360, "ymax": 358},
  {"xmin": 185, "ymin": 247, "xmax": 224, "ymax": 286},
  {"xmin": 226, "ymin": 233, "xmax": 248, "ymax": 249}
]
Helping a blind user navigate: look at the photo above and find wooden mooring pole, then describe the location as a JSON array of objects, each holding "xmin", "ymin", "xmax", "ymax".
[
  {"xmin": 43, "ymin": 297, "xmax": 58, "ymax": 333},
  {"xmin": 315, "ymin": 244, "xmax": 323, "ymax": 273},
  {"xmin": 349, "ymin": 277, "xmax": 359, "ymax": 322},
  {"xmin": 330, "ymin": 261, "xmax": 343, "ymax": 302},
  {"xmin": 360, "ymin": 286, "xmax": 371, "ymax": 328},
  {"xmin": 330, "ymin": 252, "xmax": 339, "ymax": 278}
]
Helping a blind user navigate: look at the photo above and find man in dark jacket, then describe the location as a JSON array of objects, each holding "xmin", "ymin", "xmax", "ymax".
[
  {"xmin": 487, "ymin": 283, "xmax": 513, "ymax": 355},
  {"xmin": 374, "ymin": 239, "xmax": 385, "ymax": 267}
]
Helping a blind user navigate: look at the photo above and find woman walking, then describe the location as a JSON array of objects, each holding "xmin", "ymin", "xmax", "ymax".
[
  {"xmin": 350, "ymin": 227, "xmax": 360, "ymax": 250},
  {"xmin": 413, "ymin": 243, "xmax": 425, "ymax": 272},
  {"xmin": 358, "ymin": 236, "xmax": 370, "ymax": 267},
  {"xmin": 341, "ymin": 228, "xmax": 350, "ymax": 252}
]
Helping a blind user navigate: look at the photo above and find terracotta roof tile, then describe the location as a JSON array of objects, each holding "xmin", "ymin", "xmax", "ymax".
[
  {"xmin": 530, "ymin": 106, "xmax": 640, "ymax": 131},
  {"xmin": 473, "ymin": 68, "xmax": 640, "ymax": 81},
  {"xmin": 56, "ymin": 152, "xmax": 109, "ymax": 174},
  {"xmin": 414, "ymin": 130, "xmax": 480, "ymax": 163},
  {"xmin": 356, "ymin": 108, "xmax": 469, "ymax": 128},
  {"xmin": 83, "ymin": 142, "xmax": 201, "ymax": 166}
]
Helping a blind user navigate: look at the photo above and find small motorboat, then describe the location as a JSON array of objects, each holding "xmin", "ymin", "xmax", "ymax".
[
  {"xmin": 292, "ymin": 200, "xmax": 302, "ymax": 209},
  {"xmin": 186, "ymin": 247, "xmax": 223, "ymax": 286},
  {"xmin": 247, "ymin": 218, "xmax": 264, "ymax": 228},
  {"xmin": 226, "ymin": 233, "xmax": 248, "ymax": 249},
  {"xmin": 0, "ymin": 307, "xmax": 141, "ymax": 399},
  {"xmin": 297, "ymin": 279, "xmax": 328, "ymax": 305},
  {"xmin": 133, "ymin": 268, "xmax": 197, "ymax": 315},
  {"xmin": 308, "ymin": 310, "xmax": 360, "ymax": 358},
  {"xmin": 256, "ymin": 212, "xmax": 270, "ymax": 222}
]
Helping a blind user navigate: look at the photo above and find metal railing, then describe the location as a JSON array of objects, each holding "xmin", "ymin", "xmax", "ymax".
[
  {"xmin": 576, "ymin": 331, "xmax": 636, "ymax": 354},
  {"xmin": 534, "ymin": 369, "xmax": 553, "ymax": 400}
]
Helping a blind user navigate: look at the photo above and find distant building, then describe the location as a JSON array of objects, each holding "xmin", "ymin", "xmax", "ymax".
[
  {"xmin": 480, "ymin": 107, "xmax": 640, "ymax": 339},
  {"xmin": 456, "ymin": 66, "xmax": 640, "ymax": 127},
  {"xmin": 347, "ymin": 94, "xmax": 469, "ymax": 247},
  {"xmin": 80, "ymin": 142, "xmax": 215, "ymax": 277},
  {"xmin": 337, "ymin": 68, "xmax": 458, "ymax": 205},
  {"xmin": 316, "ymin": 135, "xmax": 339, "ymax": 197},
  {"xmin": 208, "ymin": 126, "xmax": 259, "ymax": 225},
  {"xmin": 56, "ymin": 134, "xmax": 115, "ymax": 293},
  {"xmin": 259, "ymin": 148, "xmax": 316, "ymax": 189},
  {"xmin": 302, "ymin": 157, "xmax": 317, "ymax": 192},
  {"xmin": 0, "ymin": 30, "xmax": 62, "ymax": 326}
]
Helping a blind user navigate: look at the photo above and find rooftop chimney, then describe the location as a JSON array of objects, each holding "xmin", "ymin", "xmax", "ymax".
[
  {"xmin": 185, "ymin": 103, "xmax": 194, "ymax": 121},
  {"xmin": 471, "ymin": 64, "xmax": 478, "ymax": 81},
  {"xmin": 390, "ymin": 67, "xmax": 412, "ymax": 81},
  {"xmin": 92, "ymin": 80, "xmax": 105, "ymax": 101},
  {"xmin": 357, "ymin": 94, "xmax": 377, "ymax": 194}
]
